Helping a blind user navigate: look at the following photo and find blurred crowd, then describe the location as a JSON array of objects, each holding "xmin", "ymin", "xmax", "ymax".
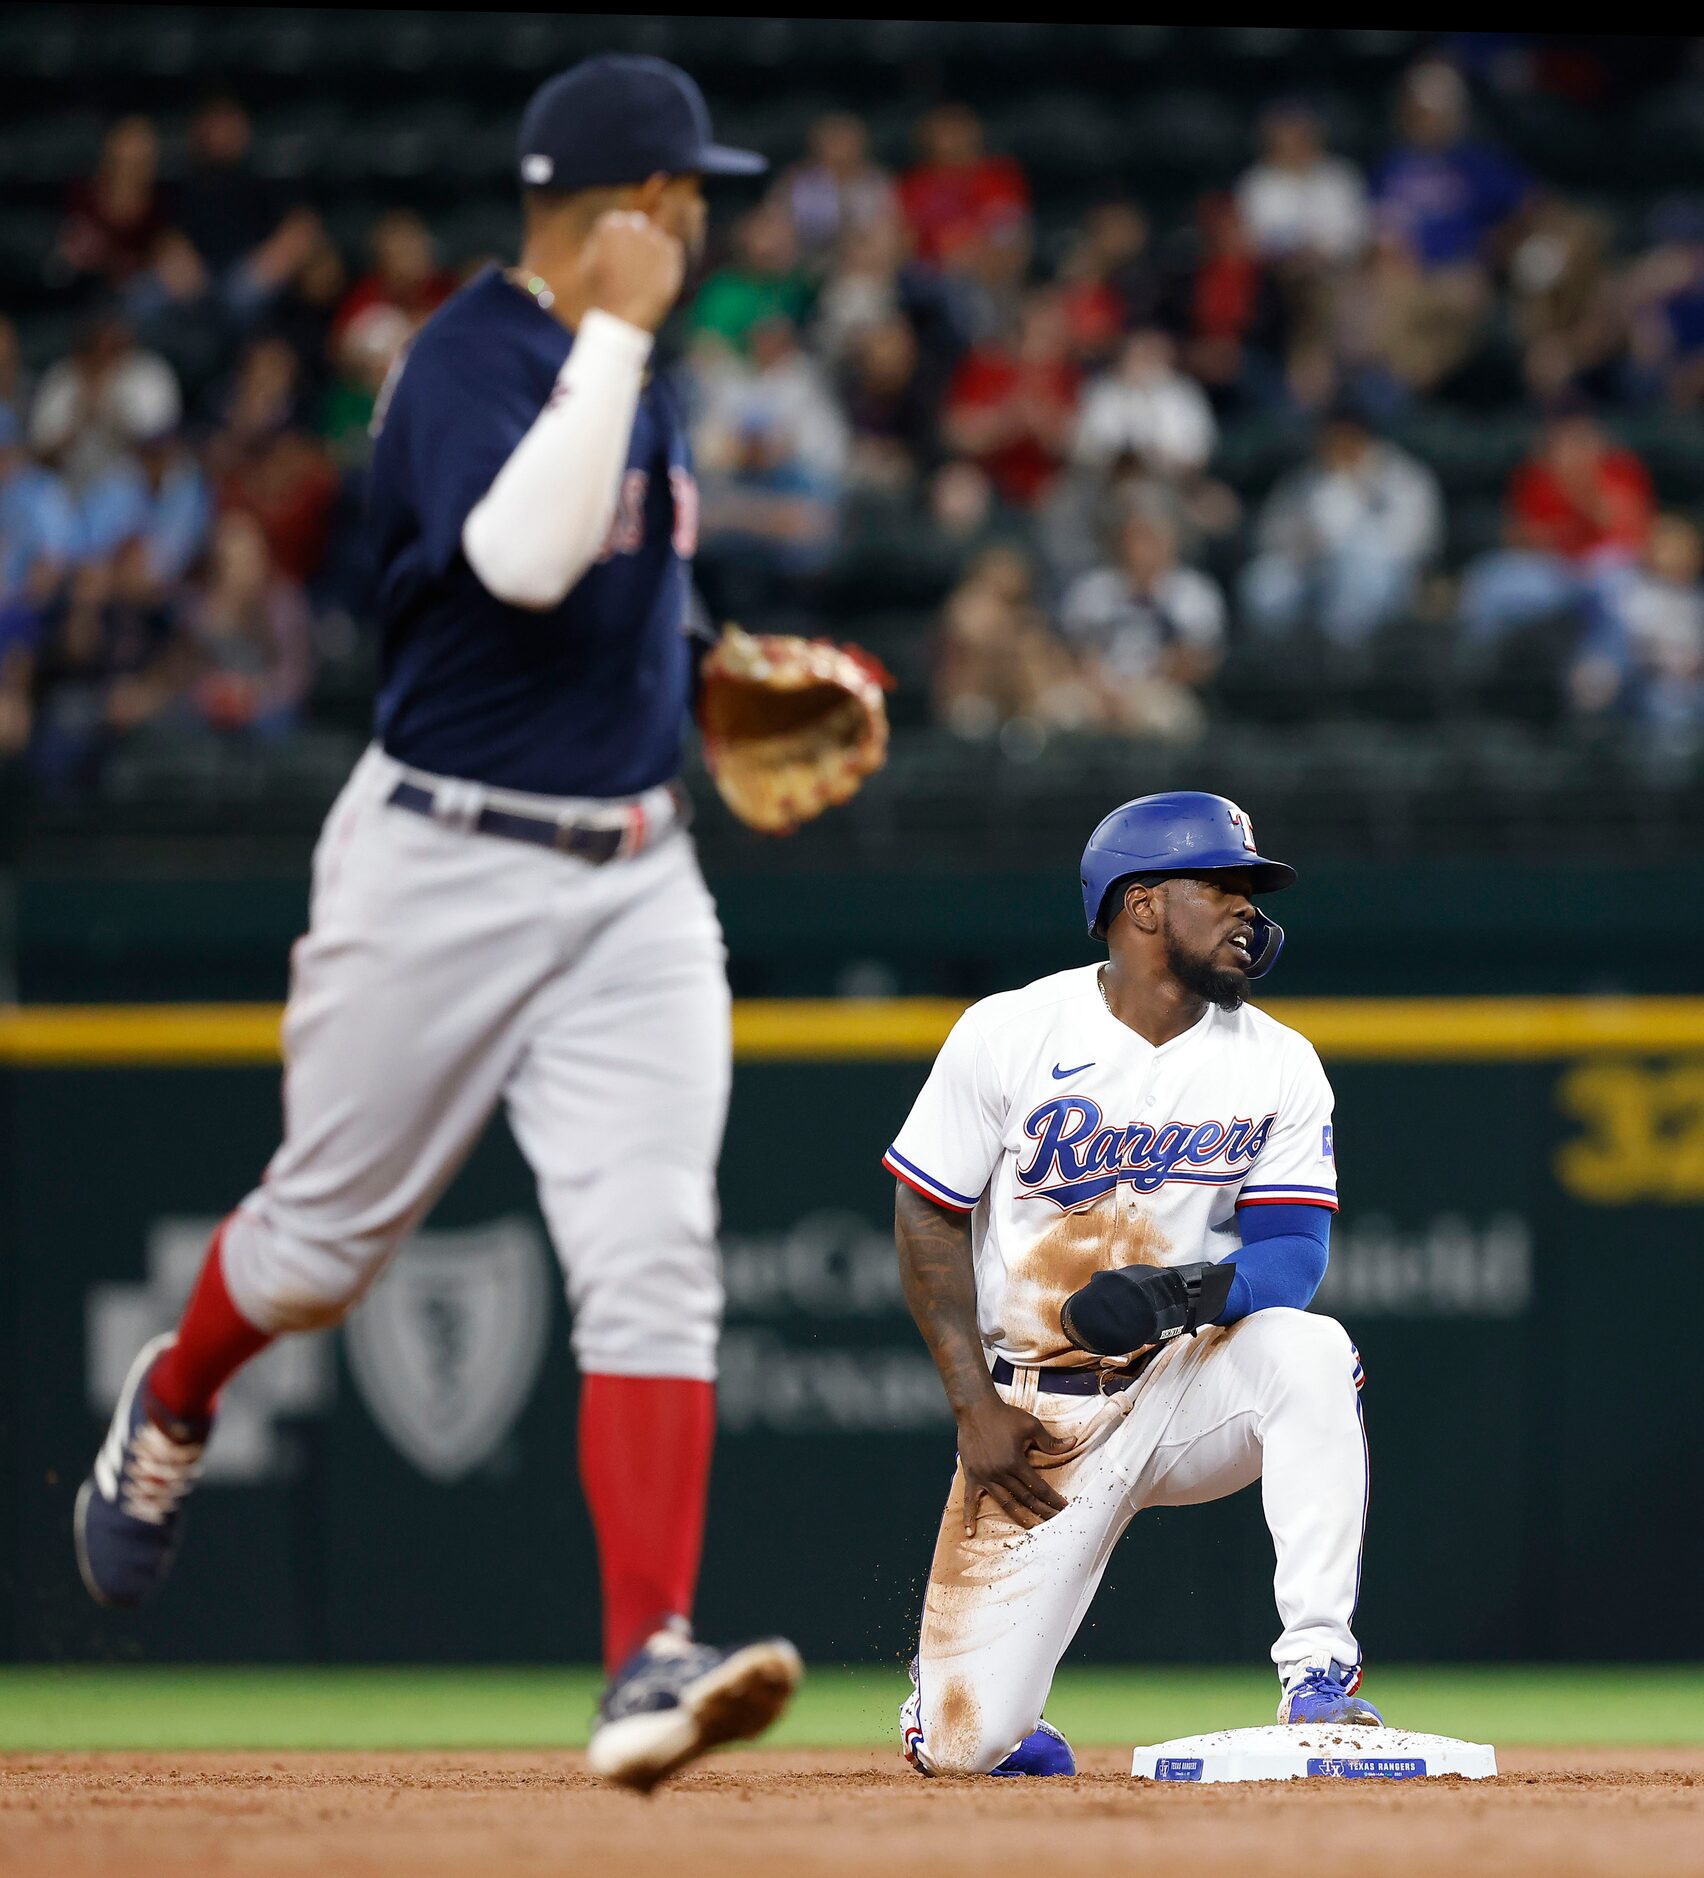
[
  {"xmin": 0, "ymin": 95, "xmax": 441, "ymax": 784},
  {"xmin": 5, "ymin": 56, "xmax": 1704, "ymax": 792}
]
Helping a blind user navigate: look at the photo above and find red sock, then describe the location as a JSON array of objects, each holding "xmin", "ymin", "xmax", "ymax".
[
  {"xmin": 578, "ymin": 1373, "xmax": 715, "ymax": 1673},
  {"xmin": 148, "ymin": 1220, "xmax": 274, "ymax": 1425}
]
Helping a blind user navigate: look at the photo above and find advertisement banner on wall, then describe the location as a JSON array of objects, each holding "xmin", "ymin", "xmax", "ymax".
[{"xmin": 3, "ymin": 1009, "xmax": 1699, "ymax": 1664}]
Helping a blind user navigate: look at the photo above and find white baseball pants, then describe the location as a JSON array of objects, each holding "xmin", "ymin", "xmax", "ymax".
[
  {"xmin": 220, "ymin": 746, "xmax": 730, "ymax": 1379},
  {"xmin": 912, "ymin": 1307, "xmax": 1368, "ymax": 1773}
]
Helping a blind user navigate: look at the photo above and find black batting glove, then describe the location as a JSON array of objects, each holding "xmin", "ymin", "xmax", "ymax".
[{"xmin": 1059, "ymin": 1260, "xmax": 1238, "ymax": 1357}]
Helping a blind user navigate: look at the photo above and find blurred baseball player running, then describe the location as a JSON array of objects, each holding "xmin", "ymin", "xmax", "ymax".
[
  {"xmin": 887, "ymin": 792, "xmax": 1376, "ymax": 1776},
  {"xmin": 74, "ymin": 55, "xmax": 803, "ymax": 1791}
]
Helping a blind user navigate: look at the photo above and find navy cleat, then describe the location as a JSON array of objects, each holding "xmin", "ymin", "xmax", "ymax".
[
  {"xmin": 74, "ymin": 1334, "xmax": 210, "ymax": 1609},
  {"xmin": 1277, "ymin": 1660, "xmax": 1383, "ymax": 1727},
  {"xmin": 586, "ymin": 1622, "xmax": 803, "ymax": 1792},
  {"xmin": 900, "ymin": 1658, "xmax": 1076, "ymax": 1776}
]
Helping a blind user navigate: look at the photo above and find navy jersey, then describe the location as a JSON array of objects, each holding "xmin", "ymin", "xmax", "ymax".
[{"xmin": 368, "ymin": 267, "xmax": 696, "ymax": 797}]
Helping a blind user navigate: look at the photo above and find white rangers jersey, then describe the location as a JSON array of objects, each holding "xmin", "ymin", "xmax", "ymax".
[{"xmin": 883, "ymin": 964, "xmax": 1337, "ymax": 1367}]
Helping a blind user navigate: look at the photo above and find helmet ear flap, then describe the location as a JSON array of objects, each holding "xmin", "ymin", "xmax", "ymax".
[{"xmin": 1246, "ymin": 912, "xmax": 1285, "ymax": 979}]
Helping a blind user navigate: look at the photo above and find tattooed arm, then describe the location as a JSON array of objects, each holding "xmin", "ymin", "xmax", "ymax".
[{"xmin": 895, "ymin": 1182, "xmax": 1069, "ymax": 1534}]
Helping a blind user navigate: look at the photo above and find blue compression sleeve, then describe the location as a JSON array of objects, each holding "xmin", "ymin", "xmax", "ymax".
[{"xmin": 1218, "ymin": 1203, "xmax": 1332, "ymax": 1324}]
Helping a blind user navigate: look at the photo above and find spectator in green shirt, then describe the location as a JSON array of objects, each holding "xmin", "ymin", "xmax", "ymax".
[{"xmin": 686, "ymin": 203, "xmax": 814, "ymax": 356}]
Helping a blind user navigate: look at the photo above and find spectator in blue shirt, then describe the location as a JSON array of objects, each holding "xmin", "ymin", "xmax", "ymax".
[
  {"xmin": 1240, "ymin": 399, "xmax": 1442, "ymax": 648},
  {"xmin": 693, "ymin": 315, "xmax": 849, "ymax": 614},
  {"xmin": 1362, "ymin": 61, "xmax": 1531, "ymax": 396},
  {"xmin": 1624, "ymin": 200, "xmax": 1704, "ymax": 409},
  {"xmin": 127, "ymin": 95, "xmax": 324, "ymax": 332},
  {"xmin": 1372, "ymin": 61, "xmax": 1531, "ymax": 271},
  {"xmin": 27, "ymin": 545, "xmax": 182, "ymax": 791},
  {"xmin": 75, "ymin": 424, "xmax": 212, "ymax": 590},
  {"xmin": 1, "ymin": 407, "xmax": 78, "ymax": 758},
  {"xmin": 1, "ymin": 407, "xmax": 79, "ymax": 616}
]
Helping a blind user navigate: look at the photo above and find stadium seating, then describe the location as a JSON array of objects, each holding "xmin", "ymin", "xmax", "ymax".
[{"xmin": 3, "ymin": 18, "xmax": 1700, "ymax": 867}]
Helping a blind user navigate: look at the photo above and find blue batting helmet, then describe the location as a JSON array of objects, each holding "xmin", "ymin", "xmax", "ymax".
[{"xmin": 1080, "ymin": 791, "xmax": 1296, "ymax": 977}]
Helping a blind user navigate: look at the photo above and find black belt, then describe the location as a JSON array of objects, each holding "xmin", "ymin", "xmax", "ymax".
[
  {"xmin": 386, "ymin": 780, "xmax": 681, "ymax": 865},
  {"xmin": 991, "ymin": 1352, "xmax": 1156, "ymax": 1396}
]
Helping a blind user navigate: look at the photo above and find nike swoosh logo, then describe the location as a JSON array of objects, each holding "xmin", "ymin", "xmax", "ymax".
[{"xmin": 1052, "ymin": 1061, "xmax": 1095, "ymax": 1080}]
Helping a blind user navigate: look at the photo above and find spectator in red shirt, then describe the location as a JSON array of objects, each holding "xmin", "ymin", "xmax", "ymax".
[
  {"xmin": 320, "ymin": 212, "xmax": 453, "ymax": 468},
  {"xmin": 1055, "ymin": 202, "xmax": 1167, "ymax": 367},
  {"xmin": 331, "ymin": 211, "xmax": 455, "ymax": 349},
  {"xmin": 1460, "ymin": 403, "xmax": 1654, "ymax": 648},
  {"xmin": 898, "ymin": 105, "xmax": 1030, "ymax": 268},
  {"xmin": 1506, "ymin": 410, "xmax": 1653, "ymax": 560},
  {"xmin": 53, "ymin": 117, "xmax": 170, "ymax": 298},
  {"xmin": 1181, "ymin": 194, "xmax": 1287, "ymax": 410},
  {"xmin": 943, "ymin": 290, "xmax": 1080, "ymax": 509},
  {"xmin": 207, "ymin": 337, "xmax": 338, "ymax": 586}
]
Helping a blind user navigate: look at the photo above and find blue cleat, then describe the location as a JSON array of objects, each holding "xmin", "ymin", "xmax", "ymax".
[
  {"xmin": 74, "ymin": 1334, "xmax": 210, "ymax": 1609},
  {"xmin": 900, "ymin": 1658, "xmax": 1076, "ymax": 1776},
  {"xmin": 990, "ymin": 1718, "xmax": 1077, "ymax": 1777},
  {"xmin": 1277, "ymin": 1660, "xmax": 1383, "ymax": 1727},
  {"xmin": 586, "ymin": 1621, "xmax": 803, "ymax": 1792}
]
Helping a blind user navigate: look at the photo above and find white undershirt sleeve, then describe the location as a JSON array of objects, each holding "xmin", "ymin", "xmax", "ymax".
[{"xmin": 460, "ymin": 308, "xmax": 654, "ymax": 611}]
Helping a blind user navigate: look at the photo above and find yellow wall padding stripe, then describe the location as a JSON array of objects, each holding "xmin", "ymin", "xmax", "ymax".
[
  {"xmin": 1275, "ymin": 997, "xmax": 1704, "ymax": 1059},
  {"xmin": 4, "ymin": 997, "xmax": 1704, "ymax": 1065},
  {"xmin": 0, "ymin": 1003, "xmax": 285, "ymax": 1064},
  {"xmin": 732, "ymin": 999, "xmax": 968, "ymax": 1059}
]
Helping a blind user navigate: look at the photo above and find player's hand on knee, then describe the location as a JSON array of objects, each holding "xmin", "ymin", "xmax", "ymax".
[
  {"xmin": 955, "ymin": 1396, "xmax": 1073, "ymax": 1535},
  {"xmin": 1060, "ymin": 1259, "xmax": 1237, "ymax": 1356},
  {"xmin": 579, "ymin": 209, "xmax": 686, "ymax": 332}
]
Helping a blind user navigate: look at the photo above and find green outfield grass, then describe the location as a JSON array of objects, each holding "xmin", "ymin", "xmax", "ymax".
[{"xmin": 0, "ymin": 1665, "xmax": 1700, "ymax": 1752}]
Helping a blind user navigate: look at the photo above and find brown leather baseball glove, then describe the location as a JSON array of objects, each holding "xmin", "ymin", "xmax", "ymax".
[{"xmin": 697, "ymin": 625, "xmax": 893, "ymax": 834}]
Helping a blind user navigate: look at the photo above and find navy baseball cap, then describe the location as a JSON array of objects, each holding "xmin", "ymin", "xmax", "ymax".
[{"xmin": 518, "ymin": 54, "xmax": 766, "ymax": 193}]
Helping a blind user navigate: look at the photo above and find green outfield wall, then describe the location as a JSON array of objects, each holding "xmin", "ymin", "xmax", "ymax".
[{"xmin": 1, "ymin": 996, "xmax": 1698, "ymax": 1667}]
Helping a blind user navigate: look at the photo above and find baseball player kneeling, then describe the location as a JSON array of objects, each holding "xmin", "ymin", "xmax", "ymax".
[{"xmin": 885, "ymin": 791, "xmax": 1376, "ymax": 1777}]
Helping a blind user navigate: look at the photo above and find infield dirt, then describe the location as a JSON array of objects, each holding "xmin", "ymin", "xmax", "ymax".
[{"xmin": 2, "ymin": 1747, "xmax": 1698, "ymax": 1876}]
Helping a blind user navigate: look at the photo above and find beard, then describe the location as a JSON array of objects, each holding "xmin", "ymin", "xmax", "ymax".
[{"xmin": 1162, "ymin": 925, "xmax": 1249, "ymax": 1012}]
